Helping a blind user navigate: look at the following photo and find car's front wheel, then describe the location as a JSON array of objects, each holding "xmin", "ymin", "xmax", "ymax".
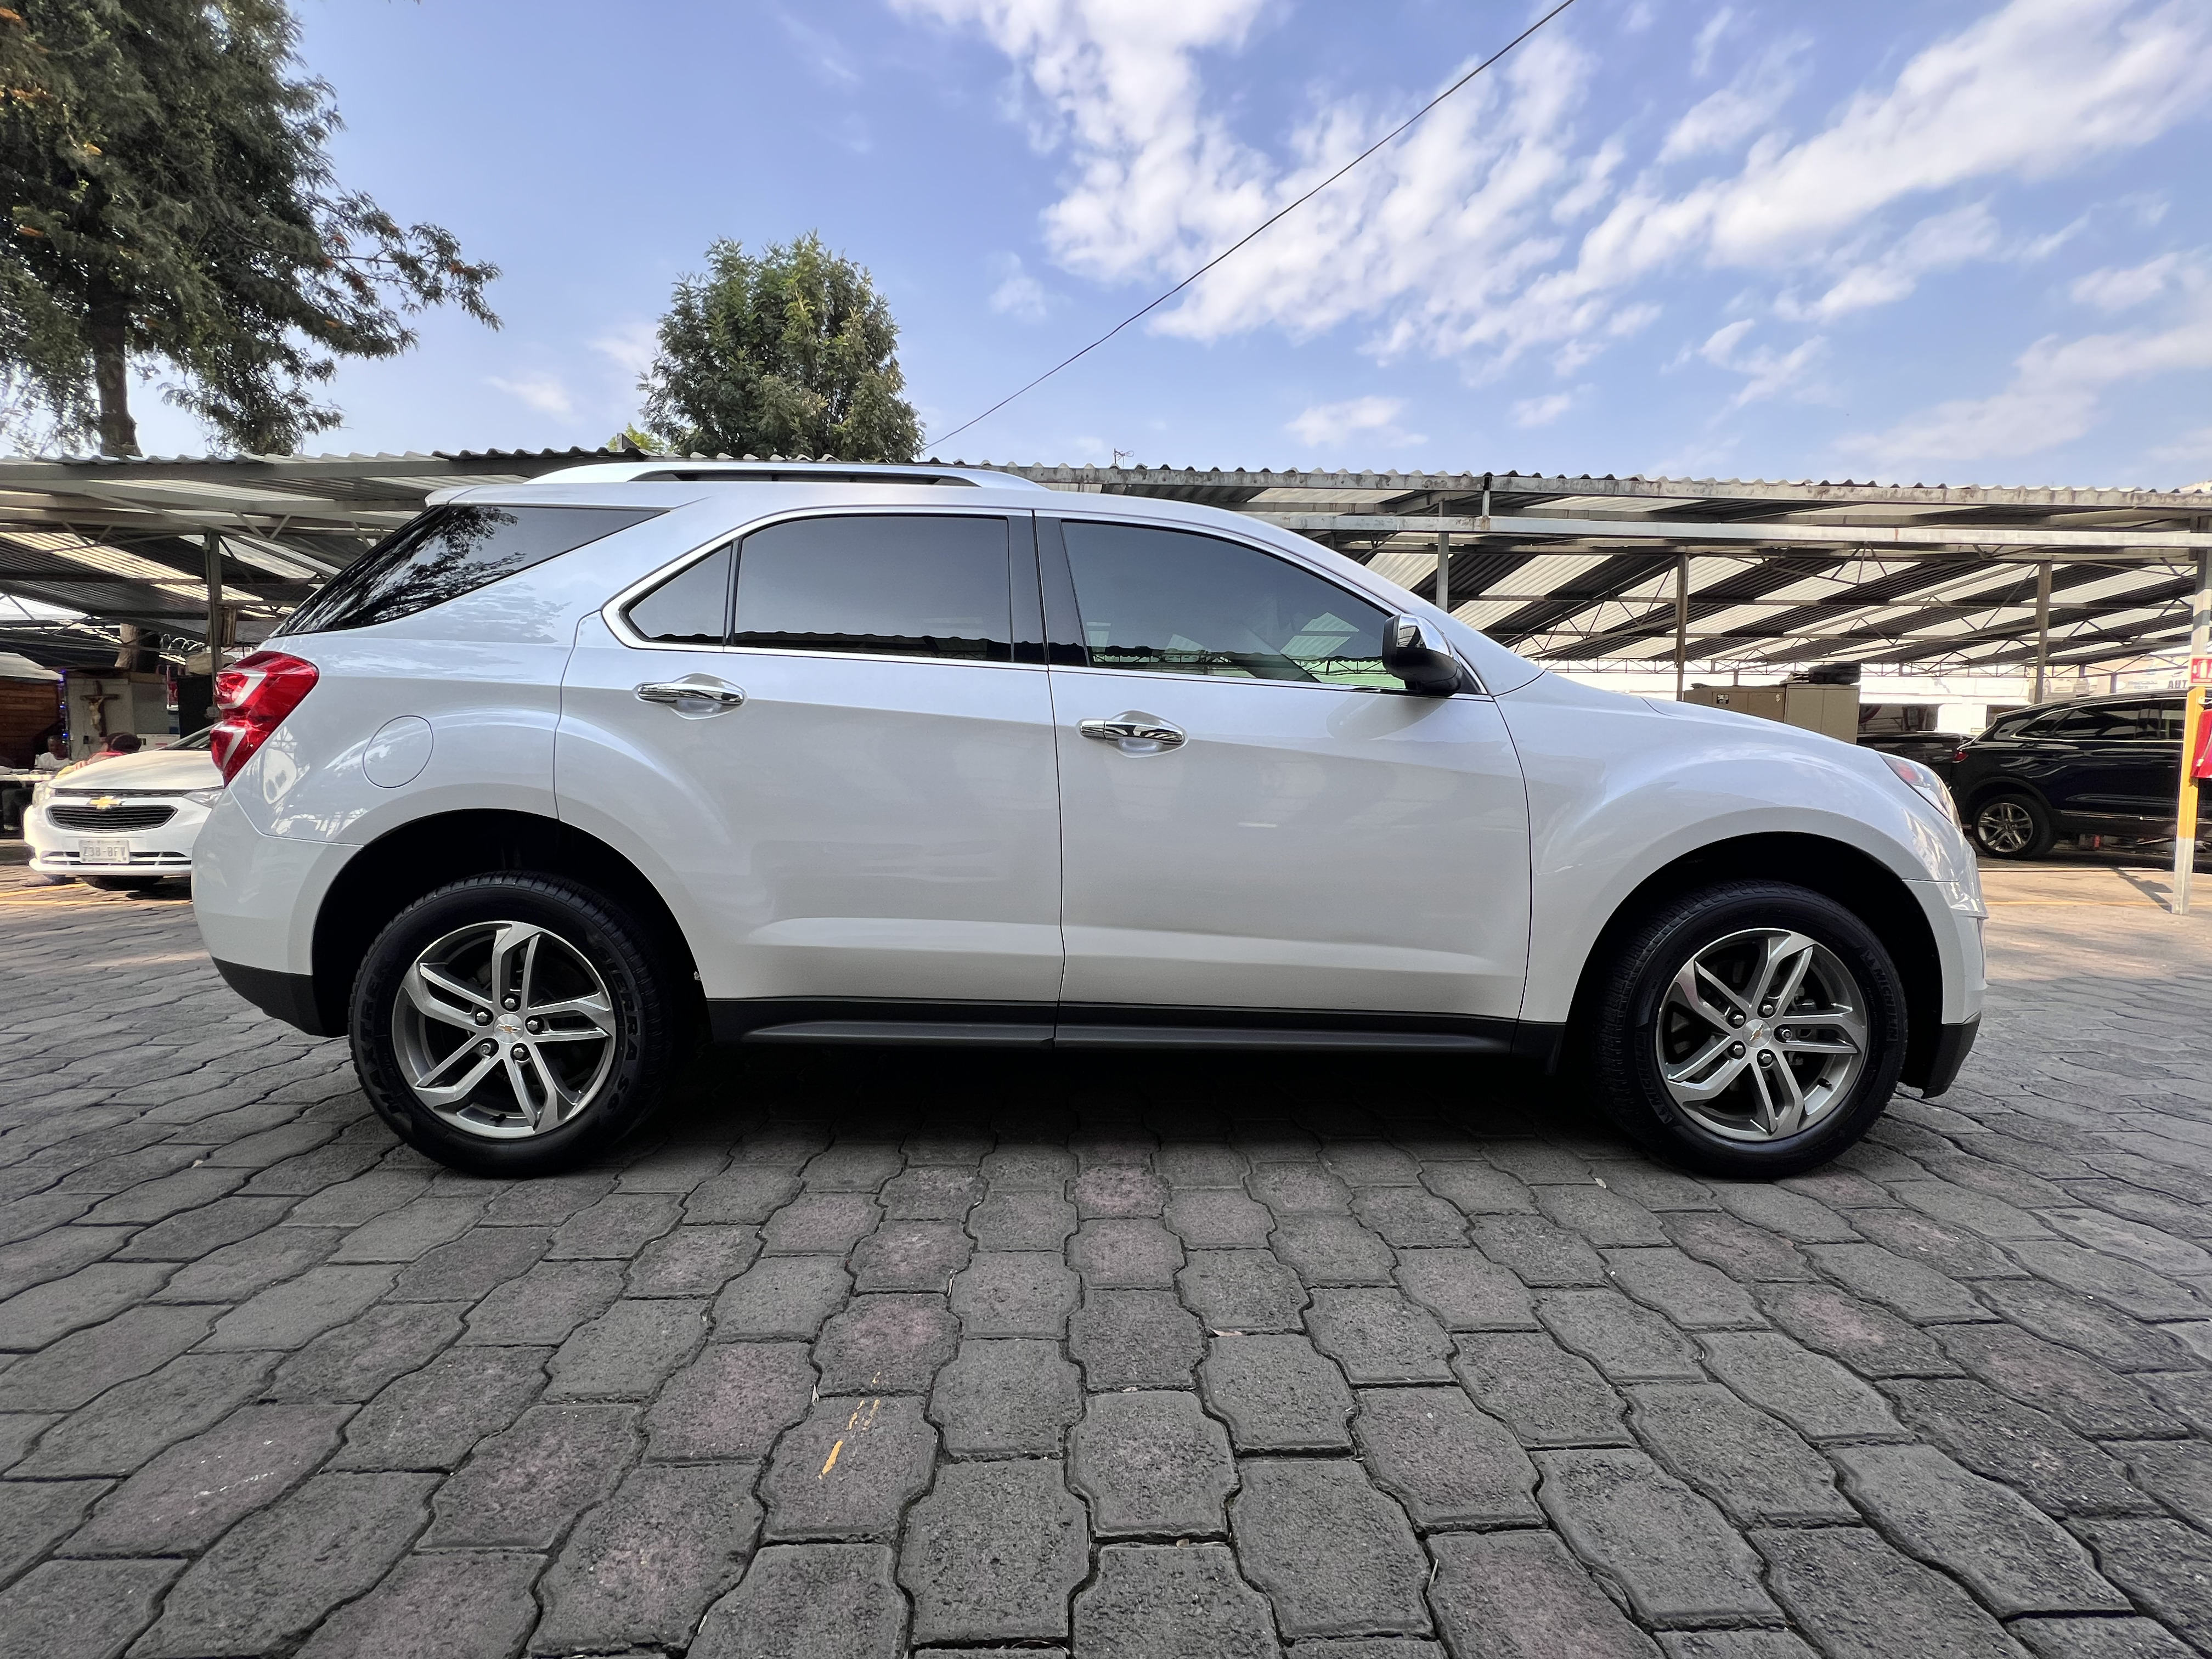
[
  {"xmin": 350, "ymin": 873, "xmax": 686, "ymax": 1176},
  {"xmin": 1588, "ymin": 881, "xmax": 1906, "ymax": 1177}
]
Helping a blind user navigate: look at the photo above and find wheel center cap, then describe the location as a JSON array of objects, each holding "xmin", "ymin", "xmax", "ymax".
[{"xmin": 495, "ymin": 1015, "xmax": 522, "ymax": 1038}]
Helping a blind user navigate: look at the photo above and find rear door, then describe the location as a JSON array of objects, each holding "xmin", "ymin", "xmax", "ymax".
[
  {"xmin": 556, "ymin": 510, "xmax": 1062, "ymax": 1022},
  {"xmin": 1041, "ymin": 515, "xmax": 1530, "ymax": 1032}
]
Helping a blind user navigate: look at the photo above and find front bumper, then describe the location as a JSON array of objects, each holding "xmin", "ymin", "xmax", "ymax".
[{"xmin": 27, "ymin": 797, "xmax": 210, "ymax": 877}]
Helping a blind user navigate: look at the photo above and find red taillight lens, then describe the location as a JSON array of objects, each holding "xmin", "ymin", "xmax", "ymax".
[
  {"xmin": 210, "ymin": 650, "xmax": 319, "ymax": 783},
  {"xmin": 1952, "ymin": 746, "xmax": 1969, "ymax": 765}
]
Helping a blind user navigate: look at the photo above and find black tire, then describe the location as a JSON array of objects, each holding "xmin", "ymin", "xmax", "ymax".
[
  {"xmin": 1971, "ymin": 792, "xmax": 2052, "ymax": 859},
  {"xmin": 1588, "ymin": 880, "xmax": 1908, "ymax": 1178},
  {"xmin": 350, "ymin": 873, "xmax": 685, "ymax": 1176},
  {"xmin": 84, "ymin": 874, "xmax": 161, "ymax": 891}
]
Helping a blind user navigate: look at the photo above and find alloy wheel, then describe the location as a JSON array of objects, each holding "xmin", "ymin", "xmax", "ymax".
[
  {"xmin": 391, "ymin": 919, "xmax": 618, "ymax": 1138},
  {"xmin": 1976, "ymin": 799, "xmax": 2035, "ymax": 855},
  {"xmin": 1653, "ymin": 927, "xmax": 1867, "ymax": 1142}
]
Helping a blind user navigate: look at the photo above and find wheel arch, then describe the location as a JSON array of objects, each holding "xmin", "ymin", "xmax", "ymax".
[
  {"xmin": 1562, "ymin": 831, "xmax": 1948, "ymax": 1090},
  {"xmin": 310, "ymin": 808, "xmax": 701, "ymax": 1038}
]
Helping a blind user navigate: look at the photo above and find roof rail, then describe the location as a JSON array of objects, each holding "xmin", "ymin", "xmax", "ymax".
[{"xmin": 529, "ymin": 460, "xmax": 1046, "ymax": 489}]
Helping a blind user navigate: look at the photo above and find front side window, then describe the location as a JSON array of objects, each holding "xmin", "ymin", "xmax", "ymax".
[
  {"xmin": 1060, "ymin": 521, "xmax": 1394, "ymax": 687},
  {"xmin": 731, "ymin": 514, "xmax": 1013, "ymax": 662},
  {"xmin": 283, "ymin": 505, "xmax": 661, "ymax": 635}
]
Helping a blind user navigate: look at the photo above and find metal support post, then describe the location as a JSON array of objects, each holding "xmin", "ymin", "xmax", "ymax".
[
  {"xmin": 2032, "ymin": 561, "xmax": 2052, "ymax": 703},
  {"xmin": 2172, "ymin": 549, "xmax": 2211, "ymax": 915},
  {"xmin": 1674, "ymin": 552, "xmax": 1690, "ymax": 699},
  {"xmin": 202, "ymin": 531, "xmax": 225, "ymax": 659},
  {"xmin": 1435, "ymin": 529, "xmax": 1450, "ymax": 616}
]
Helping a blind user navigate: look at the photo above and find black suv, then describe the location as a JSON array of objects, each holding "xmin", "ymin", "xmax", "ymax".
[{"xmin": 1951, "ymin": 692, "xmax": 2193, "ymax": 857}]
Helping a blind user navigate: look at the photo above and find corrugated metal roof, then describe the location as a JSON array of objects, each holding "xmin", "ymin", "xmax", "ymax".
[{"xmin": 0, "ymin": 445, "xmax": 2199, "ymax": 673}]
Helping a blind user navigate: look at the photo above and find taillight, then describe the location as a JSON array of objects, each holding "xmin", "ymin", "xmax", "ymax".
[
  {"xmin": 210, "ymin": 650, "xmax": 319, "ymax": 783},
  {"xmin": 1952, "ymin": 746, "xmax": 1969, "ymax": 765}
]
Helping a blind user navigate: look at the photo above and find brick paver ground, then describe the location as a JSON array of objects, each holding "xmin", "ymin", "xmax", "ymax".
[{"xmin": 3, "ymin": 860, "xmax": 2211, "ymax": 1657}]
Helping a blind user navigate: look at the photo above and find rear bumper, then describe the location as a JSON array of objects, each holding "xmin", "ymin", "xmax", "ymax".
[
  {"xmin": 213, "ymin": 958, "xmax": 334, "ymax": 1038},
  {"xmin": 1914, "ymin": 1015, "xmax": 1979, "ymax": 1098}
]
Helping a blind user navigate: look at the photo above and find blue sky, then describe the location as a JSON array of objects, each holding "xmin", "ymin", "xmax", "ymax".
[{"xmin": 130, "ymin": 0, "xmax": 2212, "ymax": 488}]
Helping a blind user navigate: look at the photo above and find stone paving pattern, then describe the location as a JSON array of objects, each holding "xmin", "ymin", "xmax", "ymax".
[{"xmin": 2, "ymin": 864, "xmax": 2212, "ymax": 1656}]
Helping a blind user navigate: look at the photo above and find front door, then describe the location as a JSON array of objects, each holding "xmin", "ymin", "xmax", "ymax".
[
  {"xmin": 557, "ymin": 510, "xmax": 1062, "ymax": 1018},
  {"xmin": 1042, "ymin": 516, "xmax": 1530, "ymax": 1028}
]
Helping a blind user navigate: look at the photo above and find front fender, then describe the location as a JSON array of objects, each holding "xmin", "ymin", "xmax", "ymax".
[{"xmin": 1498, "ymin": 675, "xmax": 1982, "ymax": 1024}]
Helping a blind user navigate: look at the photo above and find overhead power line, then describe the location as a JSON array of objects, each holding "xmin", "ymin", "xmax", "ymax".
[{"xmin": 929, "ymin": 0, "xmax": 1584, "ymax": 451}]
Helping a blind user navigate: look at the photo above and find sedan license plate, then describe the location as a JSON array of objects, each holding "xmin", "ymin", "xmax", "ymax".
[{"xmin": 77, "ymin": 837, "xmax": 132, "ymax": 867}]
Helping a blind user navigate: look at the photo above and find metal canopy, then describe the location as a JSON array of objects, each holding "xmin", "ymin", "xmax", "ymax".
[{"xmin": 0, "ymin": 448, "xmax": 2203, "ymax": 674}]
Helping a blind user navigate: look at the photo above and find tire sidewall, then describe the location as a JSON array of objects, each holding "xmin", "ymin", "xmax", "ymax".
[
  {"xmin": 1600, "ymin": 882, "xmax": 1908, "ymax": 1177},
  {"xmin": 351, "ymin": 875, "xmax": 671, "ymax": 1176}
]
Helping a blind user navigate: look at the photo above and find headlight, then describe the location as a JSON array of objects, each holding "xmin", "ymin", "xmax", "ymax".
[
  {"xmin": 1882, "ymin": 753, "xmax": 1960, "ymax": 828},
  {"xmin": 185, "ymin": 788, "xmax": 223, "ymax": 807},
  {"xmin": 29, "ymin": 781, "xmax": 49, "ymax": 808}
]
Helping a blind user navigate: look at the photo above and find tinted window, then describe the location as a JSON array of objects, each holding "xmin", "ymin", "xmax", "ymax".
[
  {"xmin": 2023, "ymin": 706, "xmax": 2116, "ymax": 740},
  {"xmin": 2098, "ymin": 701, "xmax": 2186, "ymax": 741},
  {"xmin": 1060, "ymin": 521, "xmax": 1393, "ymax": 686},
  {"xmin": 283, "ymin": 505, "xmax": 661, "ymax": 635},
  {"xmin": 731, "ymin": 515, "xmax": 1012, "ymax": 662},
  {"xmin": 626, "ymin": 544, "xmax": 733, "ymax": 645}
]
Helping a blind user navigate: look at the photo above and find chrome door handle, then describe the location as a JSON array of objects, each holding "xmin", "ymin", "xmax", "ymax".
[
  {"xmin": 635, "ymin": 675, "xmax": 746, "ymax": 713},
  {"xmin": 1079, "ymin": 713, "xmax": 1186, "ymax": 752}
]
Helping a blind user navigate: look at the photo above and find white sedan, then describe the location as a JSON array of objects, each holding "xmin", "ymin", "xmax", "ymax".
[{"xmin": 28, "ymin": 731, "xmax": 223, "ymax": 889}]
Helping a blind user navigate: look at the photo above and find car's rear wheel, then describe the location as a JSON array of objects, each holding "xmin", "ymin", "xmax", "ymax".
[
  {"xmin": 351, "ymin": 873, "xmax": 685, "ymax": 1176},
  {"xmin": 1971, "ymin": 793, "xmax": 2052, "ymax": 859},
  {"xmin": 1588, "ymin": 881, "xmax": 1906, "ymax": 1177}
]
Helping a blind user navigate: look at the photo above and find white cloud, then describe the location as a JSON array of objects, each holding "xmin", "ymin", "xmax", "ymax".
[
  {"xmin": 899, "ymin": 0, "xmax": 2212, "ymax": 385},
  {"xmin": 1660, "ymin": 39, "xmax": 1804, "ymax": 162},
  {"xmin": 1691, "ymin": 9, "xmax": 1736, "ymax": 77},
  {"xmin": 778, "ymin": 11, "xmax": 861, "ymax": 86},
  {"xmin": 988, "ymin": 253, "xmax": 1050, "ymax": 321},
  {"xmin": 1513, "ymin": 391, "xmax": 1574, "ymax": 427},
  {"xmin": 1842, "ymin": 258, "xmax": 2212, "ymax": 468},
  {"xmin": 2071, "ymin": 251, "xmax": 2187, "ymax": 311},
  {"xmin": 1781, "ymin": 204, "xmax": 2004, "ymax": 321},
  {"xmin": 487, "ymin": 373, "xmax": 575, "ymax": 419},
  {"xmin": 1285, "ymin": 394, "xmax": 1423, "ymax": 450},
  {"xmin": 591, "ymin": 322, "xmax": 660, "ymax": 382},
  {"xmin": 1699, "ymin": 320, "xmax": 1828, "ymax": 408}
]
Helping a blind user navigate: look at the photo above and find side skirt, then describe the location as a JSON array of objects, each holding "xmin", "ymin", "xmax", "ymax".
[{"xmin": 711, "ymin": 997, "xmax": 1530, "ymax": 1054}]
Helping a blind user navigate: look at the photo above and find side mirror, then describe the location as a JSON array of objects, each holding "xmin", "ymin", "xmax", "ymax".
[{"xmin": 1380, "ymin": 614, "xmax": 1465, "ymax": 695}]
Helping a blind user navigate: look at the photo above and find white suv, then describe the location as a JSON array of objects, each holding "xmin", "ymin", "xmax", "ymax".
[{"xmin": 192, "ymin": 461, "xmax": 1985, "ymax": 1178}]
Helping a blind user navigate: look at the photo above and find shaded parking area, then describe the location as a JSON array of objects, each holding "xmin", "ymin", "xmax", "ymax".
[{"xmin": 3, "ymin": 863, "xmax": 2212, "ymax": 1658}]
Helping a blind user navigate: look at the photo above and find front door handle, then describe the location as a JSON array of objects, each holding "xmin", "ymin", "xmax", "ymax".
[
  {"xmin": 635, "ymin": 675, "xmax": 746, "ymax": 714},
  {"xmin": 1079, "ymin": 712, "xmax": 1186, "ymax": 753}
]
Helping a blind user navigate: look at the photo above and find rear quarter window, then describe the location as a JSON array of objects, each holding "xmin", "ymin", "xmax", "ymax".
[{"xmin": 280, "ymin": 504, "xmax": 662, "ymax": 635}]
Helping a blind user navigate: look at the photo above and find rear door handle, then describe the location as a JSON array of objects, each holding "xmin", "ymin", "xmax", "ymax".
[
  {"xmin": 635, "ymin": 675, "xmax": 746, "ymax": 714},
  {"xmin": 1079, "ymin": 713, "xmax": 1186, "ymax": 753}
]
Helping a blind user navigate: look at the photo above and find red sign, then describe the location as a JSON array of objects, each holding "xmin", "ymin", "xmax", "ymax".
[
  {"xmin": 2194, "ymin": 654, "xmax": 2212, "ymax": 686},
  {"xmin": 2196, "ymin": 708, "xmax": 2212, "ymax": 782}
]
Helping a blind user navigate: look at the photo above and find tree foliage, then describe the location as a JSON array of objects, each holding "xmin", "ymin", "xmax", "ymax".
[
  {"xmin": 641, "ymin": 234, "xmax": 920, "ymax": 462},
  {"xmin": 0, "ymin": 0, "xmax": 498, "ymax": 455}
]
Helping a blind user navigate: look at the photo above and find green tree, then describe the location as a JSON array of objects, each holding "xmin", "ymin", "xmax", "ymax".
[
  {"xmin": 0, "ymin": 0, "xmax": 497, "ymax": 455},
  {"xmin": 641, "ymin": 234, "xmax": 920, "ymax": 462}
]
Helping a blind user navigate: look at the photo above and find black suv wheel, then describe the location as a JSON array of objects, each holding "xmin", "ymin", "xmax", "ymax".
[
  {"xmin": 350, "ymin": 873, "xmax": 685, "ymax": 1176},
  {"xmin": 1588, "ymin": 880, "xmax": 1906, "ymax": 1177},
  {"xmin": 1971, "ymin": 793, "xmax": 2052, "ymax": 859}
]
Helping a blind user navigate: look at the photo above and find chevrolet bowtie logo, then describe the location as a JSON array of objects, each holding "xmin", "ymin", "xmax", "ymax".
[{"xmin": 88, "ymin": 795, "xmax": 120, "ymax": 809}]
